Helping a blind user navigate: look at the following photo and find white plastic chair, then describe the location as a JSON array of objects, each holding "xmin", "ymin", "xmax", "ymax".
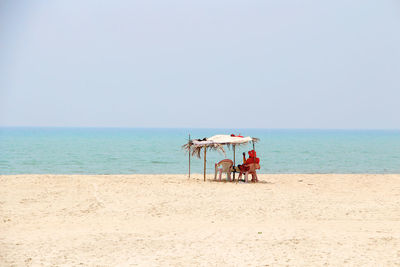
[
  {"xmin": 214, "ymin": 159, "xmax": 233, "ymax": 181},
  {"xmin": 237, "ymin": 163, "xmax": 260, "ymax": 182}
]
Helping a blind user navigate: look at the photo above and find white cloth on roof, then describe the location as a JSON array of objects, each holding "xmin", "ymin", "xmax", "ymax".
[
  {"xmin": 191, "ymin": 135, "xmax": 253, "ymax": 147},
  {"xmin": 207, "ymin": 135, "xmax": 252, "ymax": 144}
]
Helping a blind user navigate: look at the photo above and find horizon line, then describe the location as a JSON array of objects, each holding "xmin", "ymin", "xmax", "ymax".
[{"xmin": 0, "ymin": 126, "xmax": 399, "ymax": 131}]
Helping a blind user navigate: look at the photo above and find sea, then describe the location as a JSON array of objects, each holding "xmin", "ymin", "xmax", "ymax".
[{"xmin": 1, "ymin": 127, "xmax": 399, "ymax": 175}]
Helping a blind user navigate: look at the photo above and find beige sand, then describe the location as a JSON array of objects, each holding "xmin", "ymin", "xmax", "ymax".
[{"xmin": 1, "ymin": 174, "xmax": 400, "ymax": 266}]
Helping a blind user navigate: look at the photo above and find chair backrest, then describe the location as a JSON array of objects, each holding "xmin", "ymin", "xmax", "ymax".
[
  {"xmin": 216, "ymin": 159, "xmax": 233, "ymax": 172},
  {"xmin": 247, "ymin": 163, "xmax": 260, "ymax": 173}
]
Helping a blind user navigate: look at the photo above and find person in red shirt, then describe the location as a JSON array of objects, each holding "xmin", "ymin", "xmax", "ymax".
[
  {"xmin": 245, "ymin": 150, "xmax": 260, "ymax": 165},
  {"xmin": 237, "ymin": 150, "xmax": 260, "ymax": 182}
]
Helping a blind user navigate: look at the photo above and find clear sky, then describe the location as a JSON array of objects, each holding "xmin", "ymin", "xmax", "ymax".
[{"xmin": 1, "ymin": 0, "xmax": 399, "ymax": 128}]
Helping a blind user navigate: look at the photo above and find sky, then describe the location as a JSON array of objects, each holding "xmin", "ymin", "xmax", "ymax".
[{"xmin": 0, "ymin": 0, "xmax": 399, "ymax": 129}]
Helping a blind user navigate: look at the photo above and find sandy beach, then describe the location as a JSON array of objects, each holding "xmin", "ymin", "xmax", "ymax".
[{"xmin": 1, "ymin": 174, "xmax": 400, "ymax": 266}]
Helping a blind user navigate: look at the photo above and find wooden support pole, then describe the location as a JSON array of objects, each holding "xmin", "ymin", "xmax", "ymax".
[
  {"xmin": 233, "ymin": 145, "xmax": 236, "ymax": 180},
  {"xmin": 233, "ymin": 145, "xmax": 236, "ymax": 165},
  {"xmin": 188, "ymin": 134, "xmax": 191, "ymax": 178},
  {"xmin": 203, "ymin": 146, "xmax": 207, "ymax": 182}
]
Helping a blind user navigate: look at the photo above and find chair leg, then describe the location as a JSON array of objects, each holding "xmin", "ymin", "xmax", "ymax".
[
  {"xmin": 227, "ymin": 172, "xmax": 231, "ymax": 182},
  {"xmin": 245, "ymin": 172, "xmax": 248, "ymax": 183},
  {"xmin": 219, "ymin": 170, "xmax": 222, "ymax": 181}
]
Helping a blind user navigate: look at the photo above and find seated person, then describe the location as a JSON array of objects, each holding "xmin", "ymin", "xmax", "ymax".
[
  {"xmin": 237, "ymin": 150, "xmax": 260, "ymax": 182},
  {"xmin": 246, "ymin": 149, "xmax": 260, "ymax": 164}
]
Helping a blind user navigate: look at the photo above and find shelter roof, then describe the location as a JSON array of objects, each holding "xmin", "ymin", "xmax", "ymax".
[
  {"xmin": 183, "ymin": 134, "xmax": 259, "ymax": 158},
  {"xmin": 192, "ymin": 135, "xmax": 254, "ymax": 146}
]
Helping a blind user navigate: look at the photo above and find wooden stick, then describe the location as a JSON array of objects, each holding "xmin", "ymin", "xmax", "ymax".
[
  {"xmin": 188, "ymin": 134, "xmax": 191, "ymax": 178},
  {"xmin": 203, "ymin": 146, "xmax": 207, "ymax": 182},
  {"xmin": 233, "ymin": 145, "xmax": 236, "ymax": 180}
]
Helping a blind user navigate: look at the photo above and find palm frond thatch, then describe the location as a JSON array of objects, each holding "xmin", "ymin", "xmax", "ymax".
[{"xmin": 182, "ymin": 141, "xmax": 226, "ymax": 158}]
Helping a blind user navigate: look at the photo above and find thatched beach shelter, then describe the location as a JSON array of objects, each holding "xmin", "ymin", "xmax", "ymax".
[{"xmin": 183, "ymin": 134, "xmax": 259, "ymax": 181}]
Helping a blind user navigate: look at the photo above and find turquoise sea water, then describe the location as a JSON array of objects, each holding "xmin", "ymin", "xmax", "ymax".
[{"xmin": 1, "ymin": 127, "xmax": 399, "ymax": 174}]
